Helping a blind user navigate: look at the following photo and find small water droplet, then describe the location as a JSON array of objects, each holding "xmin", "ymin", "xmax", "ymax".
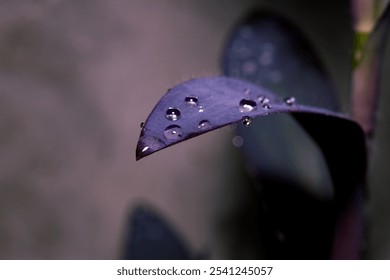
[
  {"xmin": 242, "ymin": 116, "xmax": 252, "ymax": 127},
  {"xmin": 258, "ymin": 97, "xmax": 271, "ymax": 110},
  {"xmin": 257, "ymin": 96, "xmax": 265, "ymax": 103},
  {"xmin": 284, "ymin": 96, "xmax": 296, "ymax": 106},
  {"xmin": 198, "ymin": 106, "xmax": 204, "ymax": 113},
  {"xmin": 262, "ymin": 103, "xmax": 271, "ymax": 110},
  {"xmin": 166, "ymin": 107, "xmax": 181, "ymax": 121},
  {"xmin": 164, "ymin": 125, "xmax": 183, "ymax": 140},
  {"xmin": 232, "ymin": 135, "xmax": 244, "ymax": 147},
  {"xmin": 198, "ymin": 120, "xmax": 211, "ymax": 130},
  {"xmin": 258, "ymin": 96, "xmax": 270, "ymax": 105},
  {"xmin": 239, "ymin": 99, "xmax": 257, "ymax": 112},
  {"xmin": 140, "ymin": 122, "xmax": 145, "ymax": 128},
  {"xmin": 141, "ymin": 146, "xmax": 149, "ymax": 153},
  {"xmin": 185, "ymin": 96, "xmax": 198, "ymax": 106}
]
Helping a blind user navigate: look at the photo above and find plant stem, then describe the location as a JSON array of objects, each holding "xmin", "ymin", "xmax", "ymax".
[
  {"xmin": 351, "ymin": 0, "xmax": 388, "ymax": 139},
  {"xmin": 351, "ymin": 0, "xmax": 377, "ymax": 137}
]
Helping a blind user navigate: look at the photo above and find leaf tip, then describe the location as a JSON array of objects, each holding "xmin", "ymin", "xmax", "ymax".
[{"xmin": 135, "ymin": 135, "xmax": 166, "ymax": 161}]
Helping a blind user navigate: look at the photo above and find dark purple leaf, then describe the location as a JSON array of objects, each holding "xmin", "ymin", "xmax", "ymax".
[{"xmin": 136, "ymin": 77, "xmax": 365, "ymax": 168}]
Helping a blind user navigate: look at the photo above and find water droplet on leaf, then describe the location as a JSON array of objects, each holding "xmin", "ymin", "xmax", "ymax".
[
  {"xmin": 164, "ymin": 125, "xmax": 183, "ymax": 140},
  {"xmin": 198, "ymin": 106, "xmax": 204, "ymax": 113},
  {"xmin": 136, "ymin": 136, "xmax": 165, "ymax": 160},
  {"xmin": 263, "ymin": 103, "xmax": 271, "ymax": 110},
  {"xmin": 239, "ymin": 99, "xmax": 257, "ymax": 112},
  {"xmin": 284, "ymin": 96, "xmax": 296, "ymax": 106},
  {"xmin": 257, "ymin": 96, "xmax": 265, "ymax": 103},
  {"xmin": 258, "ymin": 96, "xmax": 270, "ymax": 106},
  {"xmin": 185, "ymin": 96, "xmax": 198, "ymax": 106},
  {"xmin": 166, "ymin": 107, "xmax": 181, "ymax": 121},
  {"xmin": 258, "ymin": 97, "xmax": 271, "ymax": 110},
  {"xmin": 140, "ymin": 122, "xmax": 145, "ymax": 128},
  {"xmin": 242, "ymin": 116, "xmax": 252, "ymax": 127},
  {"xmin": 198, "ymin": 120, "xmax": 211, "ymax": 130}
]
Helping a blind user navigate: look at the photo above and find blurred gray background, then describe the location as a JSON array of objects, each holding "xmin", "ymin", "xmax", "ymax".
[{"xmin": 0, "ymin": 0, "xmax": 388, "ymax": 259}]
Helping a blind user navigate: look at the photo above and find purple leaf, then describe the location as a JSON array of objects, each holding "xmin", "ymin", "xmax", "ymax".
[{"xmin": 136, "ymin": 76, "xmax": 365, "ymax": 165}]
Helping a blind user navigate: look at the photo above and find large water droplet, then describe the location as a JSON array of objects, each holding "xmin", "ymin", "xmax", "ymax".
[
  {"xmin": 136, "ymin": 136, "xmax": 165, "ymax": 160},
  {"xmin": 164, "ymin": 125, "xmax": 183, "ymax": 140},
  {"xmin": 185, "ymin": 96, "xmax": 198, "ymax": 106},
  {"xmin": 242, "ymin": 116, "xmax": 252, "ymax": 127},
  {"xmin": 198, "ymin": 120, "xmax": 211, "ymax": 130},
  {"xmin": 284, "ymin": 96, "xmax": 296, "ymax": 106},
  {"xmin": 232, "ymin": 135, "xmax": 244, "ymax": 147},
  {"xmin": 165, "ymin": 107, "xmax": 181, "ymax": 121},
  {"xmin": 239, "ymin": 99, "xmax": 257, "ymax": 112}
]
